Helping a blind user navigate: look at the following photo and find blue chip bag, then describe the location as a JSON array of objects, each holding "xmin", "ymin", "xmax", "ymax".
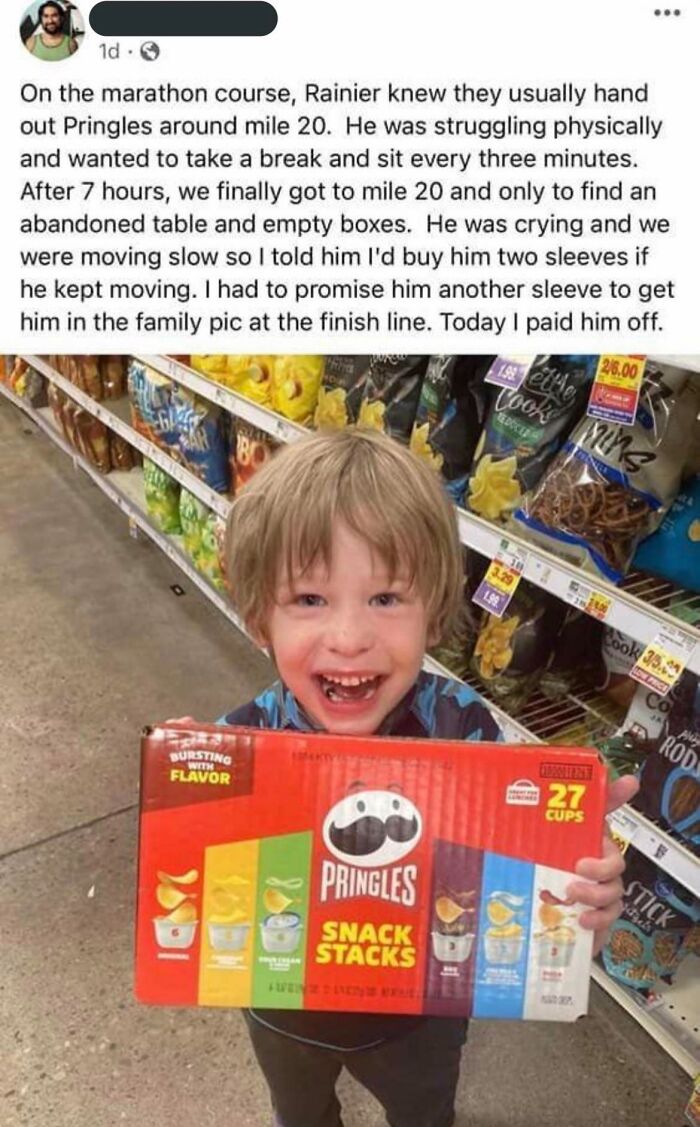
[
  {"xmin": 172, "ymin": 387, "xmax": 230, "ymax": 494},
  {"xmin": 128, "ymin": 360, "xmax": 178, "ymax": 452},
  {"xmin": 632, "ymin": 475, "xmax": 700, "ymax": 593}
]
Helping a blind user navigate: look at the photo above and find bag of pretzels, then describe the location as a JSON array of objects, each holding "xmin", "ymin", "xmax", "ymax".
[
  {"xmin": 601, "ymin": 845, "xmax": 700, "ymax": 993},
  {"xmin": 514, "ymin": 362, "xmax": 697, "ymax": 582}
]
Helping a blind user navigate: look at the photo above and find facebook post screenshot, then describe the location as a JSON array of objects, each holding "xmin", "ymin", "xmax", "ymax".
[{"xmin": 2, "ymin": 2, "xmax": 699, "ymax": 1126}]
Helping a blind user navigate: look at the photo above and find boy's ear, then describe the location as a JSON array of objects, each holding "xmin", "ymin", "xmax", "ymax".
[{"xmin": 427, "ymin": 623, "xmax": 442, "ymax": 649}]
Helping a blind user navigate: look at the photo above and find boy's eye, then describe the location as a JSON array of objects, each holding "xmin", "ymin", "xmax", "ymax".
[
  {"xmin": 294, "ymin": 593, "xmax": 325, "ymax": 608},
  {"xmin": 371, "ymin": 592, "xmax": 401, "ymax": 608}
]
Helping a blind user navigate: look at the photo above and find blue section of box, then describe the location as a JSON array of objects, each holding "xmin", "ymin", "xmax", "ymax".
[{"xmin": 473, "ymin": 853, "xmax": 534, "ymax": 1019}]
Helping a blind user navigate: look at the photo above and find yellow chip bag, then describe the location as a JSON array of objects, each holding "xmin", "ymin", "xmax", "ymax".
[
  {"xmin": 225, "ymin": 355, "xmax": 274, "ymax": 406},
  {"xmin": 272, "ymin": 355, "xmax": 324, "ymax": 424}
]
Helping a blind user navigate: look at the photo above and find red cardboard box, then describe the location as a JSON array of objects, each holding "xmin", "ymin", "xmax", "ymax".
[{"xmin": 135, "ymin": 724, "xmax": 607, "ymax": 1021}]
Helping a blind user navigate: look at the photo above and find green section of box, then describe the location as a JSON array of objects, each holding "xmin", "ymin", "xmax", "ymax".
[{"xmin": 252, "ymin": 832, "xmax": 312, "ymax": 1010}]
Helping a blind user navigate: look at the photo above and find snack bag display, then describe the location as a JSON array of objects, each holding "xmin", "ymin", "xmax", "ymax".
[
  {"xmin": 358, "ymin": 355, "xmax": 429, "ymax": 444},
  {"xmin": 75, "ymin": 356, "xmax": 103, "ymax": 402},
  {"xmin": 595, "ymin": 628, "xmax": 644, "ymax": 710},
  {"xmin": 471, "ymin": 581, "xmax": 567, "ymax": 710},
  {"xmin": 234, "ymin": 419, "xmax": 277, "ymax": 494},
  {"xmin": 108, "ymin": 433, "xmax": 135, "ymax": 472},
  {"xmin": 171, "ymin": 387, "xmax": 230, "ymax": 494},
  {"xmin": 272, "ymin": 355, "xmax": 325, "ymax": 425},
  {"xmin": 71, "ymin": 408, "xmax": 111, "ymax": 474},
  {"xmin": 539, "ymin": 609, "xmax": 603, "ymax": 700},
  {"xmin": 100, "ymin": 356, "xmax": 127, "ymax": 400},
  {"xmin": 515, "ymin": 363, "xmax": 697, "ymax": 582},
  {"xmin": 136, "ymin": 725, "xmax": 607, "ymax": 1021},
  {"xmin": 601, "ymin": 845, "xmax": 700, "ymax": 992},
  {"xmin": 314, "ymin": 355, "xmax": 370, "ymax": 429},
  {"xmin": 224, "ymin": 355, "xmax": 275, "ymax": 407},
  {"xmin": 179, "ymin": 489, "xmax": 209, "ymax": 566},
  {"xmin": 632, "ymin": 475, "xmax": 700, "ymax": 593},
  {"xmin": 197, "ymin": 512, "xmax": 227, "ymax": 591},
  {"xmin": 143, "ymin": 458, "xmax": 182, "ymax": 535},
  {"xmin": 128, "ymin": 360, "xmax": 179, "ymax": 453},
  {"xmin": 409, "ymin": 356, "xmax": 494, "ymax": 505},
  {"xmin": 190, "ymin": 355, "xmax": 228, "ymax": 379},
  {"xmin": 631, "ymin": 672, "xmax": 700, "ymax": 852},
  {"xmin": 466, "ymin": 355, "xmax": 595, "ymax": 522}
]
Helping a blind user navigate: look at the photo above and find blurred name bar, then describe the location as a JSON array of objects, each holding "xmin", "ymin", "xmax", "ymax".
[{"xmin": 89, "ymin": 2, "xmax": 278, "ymax": 36}]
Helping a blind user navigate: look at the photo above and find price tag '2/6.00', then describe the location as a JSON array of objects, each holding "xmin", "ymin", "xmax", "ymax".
[
  {"xmin": 630, "ymin": 626, "xmax": 697, "ymax": 697},
  {"xmin": 473, "ymin": 541, "xmax": 527, "ymax": 618},
  {"xmin": 587, "ymin": 354, "xmax": 646, "ymax": 427}
]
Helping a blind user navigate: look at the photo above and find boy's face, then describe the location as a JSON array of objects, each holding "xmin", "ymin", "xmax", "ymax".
[{"xmin": 263, "ymin": 520, "xmax": 435, "ymax": 736}]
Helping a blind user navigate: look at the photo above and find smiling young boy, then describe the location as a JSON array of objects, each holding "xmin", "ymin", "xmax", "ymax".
[{"xmin": 216, "ymin": 427, "xmax": 633, "ymax": 1127}]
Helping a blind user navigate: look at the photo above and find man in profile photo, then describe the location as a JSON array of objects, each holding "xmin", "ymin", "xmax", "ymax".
[{"xmin": 24, "ymin": 2, "xmax": 78, "ymax": 60}]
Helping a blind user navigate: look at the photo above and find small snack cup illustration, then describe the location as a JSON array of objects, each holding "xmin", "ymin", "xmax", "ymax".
[
  {"xmin": 260, "ymin": 911, "xmax": 303, "ymax": 954},
  {"xmin": 484, "ymin": 924, "xmax": 525, "ymax": 965},
  {"xmin": 537, "ymin": 926, "xmax": 577, "ymax": 968},
  {"xmin": 431, "ymin": 931, "xmax": 475, "ymax": 963},
  {"xmin": 154, "ymin": 918, "xmax": 198, "ymax": 949},
  {"xmin": 208, "ymin": 921, "xmax": 251, "ymax": 952}
]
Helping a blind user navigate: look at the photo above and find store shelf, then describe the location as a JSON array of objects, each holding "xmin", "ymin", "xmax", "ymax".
[
  {"xmin": 23, "ymin": 356, "xmax": 231, "ymax": 520},
  {"xmin": 4, "ymin": 378, "xmax": 698, "ymax": 1083},
  {"xmin": 607, "ymin": 807, "xmax": 700, "ymax": 898},
  {"xmin": 134, "ymin": 354, "xmax": 308, "ymax": 445},
  {"xmin": 134, "ymin": 354, "xmax": 700, "ymax": 675},
  {"xmin": 0, "ymin": 385, "xmax": 246, "ymax": 636},
  {"xmin": 592, "ymin": 959, "xmax": 700, "ymax": 1077},
  {"xmin": 454, "ymin": 509, "xmax": 700, "ymax": 677}
]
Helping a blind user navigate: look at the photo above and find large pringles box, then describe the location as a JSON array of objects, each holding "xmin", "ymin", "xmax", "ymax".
[{"xmin": 135, "ymin": 724, "xmax": 607, "ymax": 1021}]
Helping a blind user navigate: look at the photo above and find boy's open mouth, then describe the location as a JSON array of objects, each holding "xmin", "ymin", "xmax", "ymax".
[{"xmin": 317, "ymin": 674, "xmax": 383, "ymax": 703}]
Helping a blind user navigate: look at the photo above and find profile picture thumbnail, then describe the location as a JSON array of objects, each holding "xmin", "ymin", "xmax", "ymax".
[{"xmin": 21, "ymin": 1, "xmax": 84, "ymax": 61}]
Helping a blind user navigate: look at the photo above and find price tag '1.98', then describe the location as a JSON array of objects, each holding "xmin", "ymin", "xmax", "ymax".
[
  {"xmin": 473, "ymin": 541, "xmax": 527, "ymax": 618},
  {"xmin": 484, "ymin": 355, "xmax": 535, "ymax": 391},
  {"xmin": 630, "ymin": 626, "xmax": 696, "ymax": 697},
  {"xmin": 587, "ymin": 354, "xmax": 646, "ymax": 426}
]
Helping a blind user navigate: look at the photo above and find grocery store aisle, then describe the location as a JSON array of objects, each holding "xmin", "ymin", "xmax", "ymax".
[{"xmin": 1, "ymin": 397, "xmax": 691, "ymax": 1127}]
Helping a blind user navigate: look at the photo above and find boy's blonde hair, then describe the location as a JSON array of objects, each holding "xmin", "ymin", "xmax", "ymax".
[{"xmin": 224, "ymin": 427, "xmax": 463, "ymax": 645}]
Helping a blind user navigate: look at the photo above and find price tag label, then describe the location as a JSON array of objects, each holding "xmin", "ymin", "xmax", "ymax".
[
  {"xmin": 473, "ymin": 541, "xmax": 527, "ymax": 618},
  {"xmin": 484, "ymin": 355, "xmax": 535, "ymax": 391},
  {"xmin": 587, "ymin": 354, "xmax": 646, "ymax": 426},
  {"xmin": 566, "ymin": 579, "xmax": 613, "ymax": 622},
  {"xmin": 607, "ymin": 809, "xmax": 638, "ymax": 855},
  {"xmin": 630, "ymin": 626, "xmax": 696, "ymax": 696}
]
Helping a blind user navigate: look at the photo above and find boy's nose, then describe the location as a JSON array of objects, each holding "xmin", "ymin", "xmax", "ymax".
[{"xmin": 326, "ymin": 613, "xmax": 373, "ymax": 656}]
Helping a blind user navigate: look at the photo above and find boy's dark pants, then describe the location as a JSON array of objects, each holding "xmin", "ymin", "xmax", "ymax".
[{"xmin": 243, "ymin": 1012, "xmax": 469, "ymax": 1127}]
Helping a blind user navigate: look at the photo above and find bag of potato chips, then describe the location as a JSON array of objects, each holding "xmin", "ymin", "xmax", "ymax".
[
  {"xmin": 172, "ymin": 387, "xmax": 230, "ymax": 494},
  {"xmin": 314, "ymin": 355, "xmax": 370, "ymax": 430},
  {"xmin": 466, "ymin": 355, "xmax": 595, "ymax": 522},
  {"xmin": 179, "ymin": 489, "xmax": 208, "ymax": 565},
  {"xmin": 409, "ymin": 355, "xmax": 494, "ymax": 504},
  {"xmin": 358, "ymin": 355, "xmax": 429, "ymax": 444},
  {"xmin": 471, "ymin": 580, "xmax": 567, "ymax": 710},
  {"xmin": 143, "ymin": 458, "xmax": 181, "ymax": 534},
  {"xmin": 224, "ymin": 355, "xmax": 274, "ymax": 407},
  {"xmin": 272, "ymin": 355, "xmax": 325, "ymax": 425}
]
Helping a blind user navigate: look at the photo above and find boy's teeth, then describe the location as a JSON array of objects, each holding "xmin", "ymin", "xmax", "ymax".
[{"xmin": 320, "ymin": 675, "xmax": 379, "ymax": 702}]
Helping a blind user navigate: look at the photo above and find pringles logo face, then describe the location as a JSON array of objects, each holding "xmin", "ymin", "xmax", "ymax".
[{"xmin": 319, "ymin": 785, "xmax": 422, "ymax": 906}]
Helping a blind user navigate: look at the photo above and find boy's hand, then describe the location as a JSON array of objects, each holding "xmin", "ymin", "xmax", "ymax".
[{"xmin": 566, "ymin": 774, "xmax": 640, "ymax": 957}]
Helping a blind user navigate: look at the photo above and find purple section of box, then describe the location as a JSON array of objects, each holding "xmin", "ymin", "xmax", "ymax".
[{"xmin": 423, "ymin": 840, "xmax": 484, "ymax": 1016}]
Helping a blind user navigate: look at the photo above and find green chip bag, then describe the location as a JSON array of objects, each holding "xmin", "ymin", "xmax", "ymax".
[
  {"xmin": 143, "ymin": 458, "xmax": 181, "ymax": 534},
  {"xmin": 179, "ymin": 488, "xmax": 208, "ymax": 566},
  {"xmin": 198, "ymin": 512, "xmax": 226, "ymax": 591}
]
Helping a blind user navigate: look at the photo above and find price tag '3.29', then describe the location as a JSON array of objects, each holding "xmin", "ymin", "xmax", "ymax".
[{"xmin": 473, "ymin": 541, "xmax": 527, "ymax": 618}]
